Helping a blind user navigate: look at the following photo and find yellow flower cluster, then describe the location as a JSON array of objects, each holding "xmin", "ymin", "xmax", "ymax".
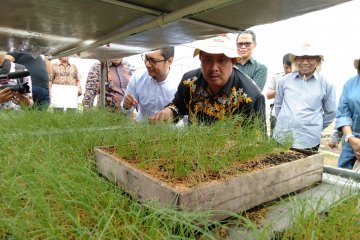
[{"xmin": 183, "ymin": 77, "xmax": 252, "ymax": 120}]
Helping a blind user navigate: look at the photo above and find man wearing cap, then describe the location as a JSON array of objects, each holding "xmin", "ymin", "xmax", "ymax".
[
  {"xmin": 273, "ymin": 43, "xmax": 336, "ymax": 151},
  {"xmin": 148, "ymin": 35, "xmax": 265, "ymax": 125},
  {"xmin": 335, "ymin": 57, "xmax": 360, "ymax": 169}
]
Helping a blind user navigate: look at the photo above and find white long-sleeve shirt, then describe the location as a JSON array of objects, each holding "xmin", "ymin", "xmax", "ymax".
[
  {"xmin": 122, "ymin": 69, "xmax": 180, "ymax": 121},
  {"xmin": 273, "ymin": 71, "xmax": 336, "ymax": 149}
]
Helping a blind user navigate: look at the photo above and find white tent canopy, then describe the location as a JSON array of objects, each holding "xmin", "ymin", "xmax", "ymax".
[{"xmin": 0, "ymin": 0, "xmax": 351, "ymax": 60}]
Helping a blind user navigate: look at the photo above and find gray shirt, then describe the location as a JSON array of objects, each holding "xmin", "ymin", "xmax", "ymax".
[{"xmin": 273, "ymin": 71, "xmax": 336, "ymax": 149}]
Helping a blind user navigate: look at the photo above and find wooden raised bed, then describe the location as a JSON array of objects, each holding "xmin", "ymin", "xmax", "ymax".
[{"xmin": 95, "ymin": 146, "xmax": 323, "ymax": 218}]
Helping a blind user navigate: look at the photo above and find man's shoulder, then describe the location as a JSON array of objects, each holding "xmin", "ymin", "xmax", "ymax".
[
  {"xmin": 345, "ymin": 75, "xmax": 360, "ymax": 86},
  {"xmin": 121, "ymin": 60, "xmax": 136, "ymax": 74},
  {"xmin": 233, "ymin": 67, "xmax": 254, "ymax": 82},
  {"xmin": 182, "ymin": 68, "xmax": 201, "ymax": 79},
  {"xmin": 236, "ymin": 58, "xmax": 267, "ymax": 71},
  {"xmin": 233, "ymin": 68, "xmax": 262, "ymax": 95},
  {"xmin": 122, "ymin": 60, "xmax": 135, "ymax": 68},
  {"xmin": 233, "ymin": 68, "xmax": 261, "ymax": 96},
  {"xmin": 13, "ymin": 62, "xmax": 26, "ymax": 71},
  {"xmin": 272, "ymin": 72, "xmax": 284, "ymax": 80},
  {"xmin": 70, "ymin": 63, "xmax": 78, "ymax": 70},
  {"xmin": 132, "ymin": 69, "xmax": 152, "ymax": 81},
  {"xmin": 251, "ymin": 58, "xmax": 267, "ymax": 70},
  {"xmin": 52, "ymin": 62, "xmax": 62, "ymax": 67},
  {"xmin": 6, "ymin": 52, "xmax": 21, "ymax": 59},
  {"xmin": 89, "ymin": 62, "xmax": 101, "ymax": 71},
  {"xmin": 277, "ymin": 72, "xmax": 297, "ymax": 84}
]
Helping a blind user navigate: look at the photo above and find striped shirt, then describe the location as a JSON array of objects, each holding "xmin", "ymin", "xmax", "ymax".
[{"xmin": 235, "ymin": 57, "xmax": 267, "ymax": 91}]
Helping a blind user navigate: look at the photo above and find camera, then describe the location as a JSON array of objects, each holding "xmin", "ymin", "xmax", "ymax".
[
  {"xmin": 0, "ymin": 82, "xmax": 30, "ymax": 94},
  {"xmin": 0, "ymin": 71, "xmax": 31, "ymax": 94}
]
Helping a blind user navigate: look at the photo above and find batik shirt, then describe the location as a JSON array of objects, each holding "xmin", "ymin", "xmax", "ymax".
[
  {"xmin": 51, "ymin": 62, "xmax": 79, "ymax": 86},
  {"xmin": 82, "ymin": 61, "xmax": 135, "ymax": 110},
  {"xmin": 235, "ymin": 57, "xmax": 267, "ymax": 91},
  {"xmin": 167, "ymin": 68, "xmax": 265, "ymax": 125}
]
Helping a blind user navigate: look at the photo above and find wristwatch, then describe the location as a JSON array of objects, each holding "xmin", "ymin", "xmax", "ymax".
[{"xmin": 344, "ymin": 134, "xmax": 355, "ymax": 142}]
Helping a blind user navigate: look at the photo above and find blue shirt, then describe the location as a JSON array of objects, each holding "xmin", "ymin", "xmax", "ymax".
[
  {"xmin": 335, "ymin": 75, "xmax": 360, "ymax": 137},
  {"xmin": 274, "ymin": 71, "xmax": 336, "ymax": 149},
  {"xmin": 122, "ymin": 69, "xmax": 180, "ymax": 121}
]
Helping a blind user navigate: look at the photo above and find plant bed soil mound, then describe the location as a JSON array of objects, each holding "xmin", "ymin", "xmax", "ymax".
[{"xmin": 102, "ymin": 146, "xmax": 308, "ymax": 188}]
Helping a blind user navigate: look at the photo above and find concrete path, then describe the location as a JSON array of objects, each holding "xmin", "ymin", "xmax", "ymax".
[{"xmin": 229, "ymin": 173, "xmax": 359, "ymax": 239}]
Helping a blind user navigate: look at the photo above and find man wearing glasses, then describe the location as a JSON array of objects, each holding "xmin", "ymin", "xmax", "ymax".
[
  {"xmin": 122, "ymin": 47, "xmax": 180, "ymax": 121},
  {"xmin": 235, "ymin": 29, "xmax": 267, "ymax": 91},
  {"xmin": 273, "ymin": 43, "xmax": 336, "ymax": 151}
]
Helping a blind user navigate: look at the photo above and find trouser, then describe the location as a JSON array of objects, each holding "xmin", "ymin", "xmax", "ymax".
[
  {"xmin": 32, "ymin": 85, "xmax": 50, "ymax": 110},
  {"xmin": 270, "ymin": 115, "xmax": 276, "ymax": 136},
  {"xmin": 338, "ymin": 142, "xmax": 357, "ymax": 169},
  {"xmin": 303, "ymin": 144, "xmax": 320, "ymax": 152}
]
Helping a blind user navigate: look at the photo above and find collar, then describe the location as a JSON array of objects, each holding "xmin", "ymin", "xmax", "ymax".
[
  {"xmin": 237, "ymin": 56, "xmax": 254, "ymax": 66},
  {"xmin": 295, "ymin": 70, "xmax": 319, "ymax": 81},
  {"xmin": 151, "ymin": 68, "xmax": 172, "ymax": 84},
  {"xmin": 59, "ymin": 62, "xmax": 70, "ymax": 67},
  {"xmin": 247, "ymin": 57, "xmax": 255, "ymax": 64},
  {"xmin": 108, "ymin": 61, "xmax": 123, "ymax": 68}
]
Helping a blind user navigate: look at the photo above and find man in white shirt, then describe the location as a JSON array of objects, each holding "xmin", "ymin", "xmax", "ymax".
[{"xmin": 122, "ymin": 47, "xmax": 180, "ymax": 121}]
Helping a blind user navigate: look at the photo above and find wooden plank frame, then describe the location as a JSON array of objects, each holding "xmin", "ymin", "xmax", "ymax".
[{"xmin": 95, "ymin": 146, "xmax": 323, "ymax": 218}]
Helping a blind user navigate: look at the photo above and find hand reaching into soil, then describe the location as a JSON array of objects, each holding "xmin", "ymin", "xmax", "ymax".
[{"xmin": 148, "ymin": 107, "xmax": 173, "ymax": 124}]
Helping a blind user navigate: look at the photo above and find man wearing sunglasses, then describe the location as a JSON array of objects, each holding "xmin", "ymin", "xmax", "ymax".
[
  {"xmin": 122, "ymin": 47, "xmax": 180, "ymax": 121},
  {"xmin": 235, "ymin": 29, "xmax": 267, "ymax": 91}
]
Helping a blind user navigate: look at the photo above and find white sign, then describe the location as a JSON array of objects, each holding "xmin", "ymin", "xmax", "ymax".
[{"xmin": 51, "ymin": 84, "xmax": 78, "ymax": 110}]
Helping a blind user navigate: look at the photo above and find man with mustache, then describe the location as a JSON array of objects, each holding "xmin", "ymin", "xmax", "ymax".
[{"xmin": 148, "ymin": 35, "xmax": 265, "ymax": 126}]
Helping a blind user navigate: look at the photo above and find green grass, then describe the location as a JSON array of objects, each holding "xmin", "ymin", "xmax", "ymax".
[
  {"xmin": 281, "ymin": 192, "xmax": 360, "ymax": 239},
  {"xmin": 115, "ymin": 115, "xmax": 291, "ymax": 184},
  {"xmin": 0, "ymin": 110, "xmax": 236, "ymax": 239},
  {"xmin": 0, "ymin": 109, "xmax": 358, "ymax": 239}
]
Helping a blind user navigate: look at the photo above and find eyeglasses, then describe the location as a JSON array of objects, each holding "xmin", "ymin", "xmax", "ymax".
[
  {"xmin": 236, "ymin": 42, "xmax": 254, "ymax": 48},
  {"xmin": 141, "ymin": 54, "xmax": 166, "ymax": 65},
  {"xmin": 295, "ymin": 56, "xmax": 319, "ymax": 62}
]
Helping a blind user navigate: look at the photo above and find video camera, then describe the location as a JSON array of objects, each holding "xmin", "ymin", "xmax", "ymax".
[{"xmin": 0, "ymin": 71, "xmax": 31, "ymax": 94}]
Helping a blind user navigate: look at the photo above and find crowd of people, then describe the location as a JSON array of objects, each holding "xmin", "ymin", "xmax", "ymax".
[{"xmin": 0, "ymin": 30, "xmax": 359, "ymax": 171}]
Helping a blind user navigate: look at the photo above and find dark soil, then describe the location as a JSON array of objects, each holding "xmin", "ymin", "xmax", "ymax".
[{"xmin": 102, "ymin": 147, "xmax": 309, "ymax": 189}]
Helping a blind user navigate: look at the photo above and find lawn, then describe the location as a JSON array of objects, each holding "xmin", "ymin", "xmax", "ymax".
[{"xmin": 0, "ymin": 109, "xmax": 358, "ymax": 239}]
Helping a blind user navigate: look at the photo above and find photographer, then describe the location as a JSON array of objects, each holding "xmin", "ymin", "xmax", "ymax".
[
  {"xmin": 0, "ymin": 55, "xmax": 33, "ymax": 110},
  {"xmin": 5, "ymin": 52, "xmax": 49, "ymax": 110}
]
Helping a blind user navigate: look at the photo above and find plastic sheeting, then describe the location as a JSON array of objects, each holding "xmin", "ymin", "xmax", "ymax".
[{"xmin": 0, "ymin": 0, "xmax": 351, "ymax": 60}]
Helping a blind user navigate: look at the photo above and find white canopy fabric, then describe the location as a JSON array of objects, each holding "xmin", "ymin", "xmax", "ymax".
[{"xmin": 0, "ymin": 0, "xmax": 350, "ymax": 60}]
